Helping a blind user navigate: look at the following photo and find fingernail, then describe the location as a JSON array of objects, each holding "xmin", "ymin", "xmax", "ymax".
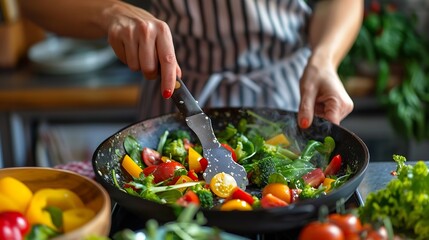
[
  {"xmin": 300, "ymin": 118, "xmax": 310, "ymax": 129},
  {"xmin": 162, "ymin": 89, "xmax": 172, "ymax": 99}
]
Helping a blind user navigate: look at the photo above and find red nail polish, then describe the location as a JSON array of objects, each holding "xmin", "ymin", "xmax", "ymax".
[
  {"xmin": 162, "ymin": 89, "xmax": 172, "ymax": 99},
  {"xmin": 300, "ymin": 118, "xmax": 310, "ymax": 129}
]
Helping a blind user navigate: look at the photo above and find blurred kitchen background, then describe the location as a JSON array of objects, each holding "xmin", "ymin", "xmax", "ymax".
[{"xmin": 0, "ymin": 0, "xmax": 428, "ymax": 168}]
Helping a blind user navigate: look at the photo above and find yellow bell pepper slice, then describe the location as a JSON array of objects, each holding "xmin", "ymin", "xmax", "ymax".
[
  {"xmin": 122, "ymin": 154, "xmax": 143, "ymax": 178},
  {"xmin": 188, "ymin": 147, "xmax": 203, "ymax": 173},
  {"xmin": 266, "ymin": 133, "xmax": 290, "ymax": 147},
  {"xmin": 62, "ymin": 208, "xmax": 95, "ymax": 233},
  {"xmin": 0, "ymin": 177, "xmax": 33, "ymax": 213},
  {"xmin": 25, "ymin": 188, "xmax": 85, "ymax": 230},
  {"xmin": 322, "ymin": 178, "xmax": 336, "ymax": 193}
]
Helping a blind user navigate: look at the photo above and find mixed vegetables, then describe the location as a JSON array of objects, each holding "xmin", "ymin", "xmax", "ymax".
[
  {"xmin": 299, "ymin": 155, "xmax": 429, "ymax": 240},
  {"xmin": 114, "ymin": 111, "xmax": 353, "ymax": 210},
  {"xmin": 0, "ymin": 177, "xmax": 95, "ymax": 240}
]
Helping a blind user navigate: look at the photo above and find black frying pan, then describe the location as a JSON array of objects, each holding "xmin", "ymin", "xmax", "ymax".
[{"xmin": 92, "ymin": 108, "xmax": 369, "ymax": 233}]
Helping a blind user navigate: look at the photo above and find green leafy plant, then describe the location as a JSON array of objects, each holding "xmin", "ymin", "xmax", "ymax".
[{"xmin": 339, "ymin": 1, "xmax": 429, "ymax": 141}]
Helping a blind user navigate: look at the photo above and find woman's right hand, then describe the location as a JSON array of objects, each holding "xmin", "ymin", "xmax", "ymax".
[{"xmin": 102, "ymin": 2, "xmax": 181, "ymax": 98}]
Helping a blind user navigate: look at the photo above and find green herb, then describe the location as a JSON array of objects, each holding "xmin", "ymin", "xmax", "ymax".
[{"xmin": 358, "ymin": 155, "xmax": 429, "ymax": 239}]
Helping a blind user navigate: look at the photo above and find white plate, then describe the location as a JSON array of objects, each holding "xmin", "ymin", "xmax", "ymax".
[{"xmin": 28, "ymin": 37, "xmax": 116, "ymax": 74}]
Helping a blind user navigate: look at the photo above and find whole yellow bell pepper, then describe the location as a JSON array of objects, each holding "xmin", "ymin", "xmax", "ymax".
[
  {"xmin": 25, "ymin": 188, "xmax": 87, "ymax": 230},
  {"xmin": 0, "ymin": 177, "xmax": 33, "ymax": 213}
]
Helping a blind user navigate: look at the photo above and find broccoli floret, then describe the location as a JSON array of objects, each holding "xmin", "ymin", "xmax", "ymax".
[
  {"xmin": 252, "ymin": 158, "xmax": 277, "ymax": 187},
  {"xmin": 163, "ymin": 139, "xmax": 187, "ymax": 165},
  {"xmin": 190, "ymin": 183, "xmax": 214, "ymax": 209},
  {"xmin": 299, "ymin": 184, "xmax": 326, "ymax": 199},
  {"xmin": 245, "ymin": 157, "xmax": 291, "ymax": 187},
  {"xmin": 169, "ymin": 130, "xmax": 191, "ymax": 140}
]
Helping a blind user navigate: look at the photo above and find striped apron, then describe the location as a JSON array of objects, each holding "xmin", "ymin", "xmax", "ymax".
[{"xmin": 139, "ymin": 0, "xmax": 312, "ymax": 119}]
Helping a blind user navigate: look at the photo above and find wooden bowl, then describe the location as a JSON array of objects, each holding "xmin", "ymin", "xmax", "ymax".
[{"xmin": 0, "ymin": 167, "xmax": 111, "ymax": 239}]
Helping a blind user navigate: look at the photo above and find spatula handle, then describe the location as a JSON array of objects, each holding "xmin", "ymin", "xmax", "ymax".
[{"xmin": 171, "ymin": 77, "xmax": 203, "ymax": 117}]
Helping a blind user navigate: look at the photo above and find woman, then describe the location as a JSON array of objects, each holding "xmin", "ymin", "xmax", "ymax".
[{"xmin": 19, "ymin": 0, "xmax": 363, "ymax": 128}]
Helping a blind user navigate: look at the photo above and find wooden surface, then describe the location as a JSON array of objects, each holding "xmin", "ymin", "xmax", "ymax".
[
  {"xmin": 0, "ymin": 61, "xmax": 142, "ymax": 111},
  {"xmin": 0, "ymin": 85, "xmax": 140, "ymax": 111}
]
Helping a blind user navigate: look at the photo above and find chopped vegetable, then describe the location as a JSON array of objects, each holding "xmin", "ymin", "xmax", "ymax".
[
  {"xmin": 119, "ymin": 111, "xmax": 351, "ymax": 210},
  {"xmin": 121, "ymin": 154, "xmax": 143, "ymax": 178}
]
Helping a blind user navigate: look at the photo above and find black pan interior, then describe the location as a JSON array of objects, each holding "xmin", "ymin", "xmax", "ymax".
[{"xmin": 92, "ymin": 108, "xmax": 369, "ymax": 233}]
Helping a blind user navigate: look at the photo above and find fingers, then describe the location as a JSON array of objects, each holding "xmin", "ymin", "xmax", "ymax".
[
  {"xmin": 298, "ymin": 64, "xmax": 354, "ymax": 129},
  {"xmin": 105, "ymin": 5, "xmax": 178, "ymax": 99},
  {"xmin": 155, "ymin": 21, "xmax": 178, "ymax": 99},
  {"xmin": 298, "ymin": 67, "xmax": 317, "ymax": 129}
]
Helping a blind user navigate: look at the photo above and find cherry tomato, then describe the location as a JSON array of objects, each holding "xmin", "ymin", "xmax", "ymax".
[
  {"xmin": 142, "ymin": 147, "xmax": 162, "ymax": 167},
  {"xmin": 362, "ymin": 224, "xmax": 388, "ymax": 240},
  {"xmin": 328, "ymin": 213, "xmax": 362, "ymax": 238},
  {"xmin": 142, "ymin": 165, "xmax": 158, "ymax": 176},
  {"xmin": 262, "ymin": 183, "xmax": 291, "ymax": 204},
  {"xmin": 324, "ymin": 154, "xmax": 342, "ymax": 176},
  {"xmin": 152, "ymin": 161, "xmax": 185, "ymax": 184},
  {"xmin": 0, "ymin": 211, "xmax": 29, "ymax": 240},
  {"xmin": 260, "ymin": 193, "xmax": 288, "ymax": 208},
  {"xmin": 221, "ymin": 143, "xmax": 237, "ymax": 162},
  {"xmin": 176, "ymin": 190, "xmax": 200, "ymax": 207},
  {"xmin": 220, "ymin": 199, "xmax": 252, "ymax": 211},
  {"xmin": 230, "ymin": 187, "xmax": 254, "ymax": 205},
  {"xmin": 210, "ymin": 172, "xmax": 237, "ymax": 198},
  {"xmin": 299, "ymin": 221, "xmax": 345, "ymax": 240},
  {"xmin": 302, "ymin": 168, "xmax": 325, "ymax": 188}
]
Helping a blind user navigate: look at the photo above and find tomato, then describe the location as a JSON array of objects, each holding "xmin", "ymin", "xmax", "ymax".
[
  {"xmin": 262, "ymin": 183, "xmax": 291, "ymax": 204},
  {"xmin": 0, "ymin": 211, "xmax": 30, "ymax": 240},
  {"xmin": 362, "ymin": 224, "xmax": 388, "ymax": 240},
  {"xmin": 142, "ymin": 147, "xmax": 162, "ymax": 167},
  {"xmin": 299, "ymin": 221, "xmax": 345, "ymax": 240},
  {"xmin": 187, "ymin": 169, "xmax": 199, "ymax": 181},
  {"xmin": 302, "ymin": 168, "xmax": 325, "ymax": 188},
  {"xmin": 199, "ymin": 158, "xmax": 208, "ymax": 172},
  {"xmin": 143, "ymin": 165, "xmax": 158, "ymax": 176},
  {"xmin": 260, "ymin": 193, "xmax": 288, "ymax": 208},
  {"xmin": 221, "ymin": 143, "xmax": 237, "ymax": 162},
  {"xmin": 230, "ymin": 187, "xmax": 254, "ymax": 205},
  {"xmin": 290, "ymin": 188, "xmax": 301, "ymax": 203},
  {"xmin": 220, "ymin": 199, "xmax": 252, "ymax": 211},
  {"xmin": 176, "ymin": 190, "xmax": 200, "ymax": 207},
  {"xmin": 324, "ymin": 154, "xmax": 342, "ymax": 176},
  {"xmin": 152, "ymin": 161, "xmax": 185, "ymax": 184},
  {"xmin": 328, "ymin": 213, "xmax": 362, "ymax": 238},
  {"xmin": 209, "ymin": 172, "xmax": 237, "ymax": 198}
]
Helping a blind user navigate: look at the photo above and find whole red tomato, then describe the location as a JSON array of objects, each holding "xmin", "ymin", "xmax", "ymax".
[
  {"xmin": 152, "ymin": 161, "xmax": 185, "ymax": 184},
  {"xmin": 0, "ymin": 211, "xmax": 30, "ymax": 240},
  {"xmin": 299, "ymin": 221, "xmax": 345, "ymax": 240},
  {"xmin": 328, "ymin": 213, "xmax": 362, "ymax": 238}
]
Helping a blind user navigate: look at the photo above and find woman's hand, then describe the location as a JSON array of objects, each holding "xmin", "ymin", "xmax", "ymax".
[
  {"xmin": 297, "ymin": 54, "xmax": 353, "ymax": 128},
  {"xmin": 103, "ymin": 2, "xmax": 181, "ymax": 98}
]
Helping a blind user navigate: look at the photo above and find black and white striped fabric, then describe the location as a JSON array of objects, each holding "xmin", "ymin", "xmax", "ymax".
[{"xmin": 139, "ymin": 0, "xmax": 312, "ymax": 119}]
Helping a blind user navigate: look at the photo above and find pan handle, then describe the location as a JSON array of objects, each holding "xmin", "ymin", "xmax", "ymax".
[{"xmin": 171, "ymin": 77, "xmax": 203, "ymax": 117}]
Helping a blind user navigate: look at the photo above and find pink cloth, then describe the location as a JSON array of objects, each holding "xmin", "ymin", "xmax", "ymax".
[{"xmin": 54, "ymin": 161, "xmax": 95, "ymax": 179}]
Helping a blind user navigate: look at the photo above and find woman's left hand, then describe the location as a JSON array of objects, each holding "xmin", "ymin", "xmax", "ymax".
[{"xmin": 297, "ymin": 54, "xmax": 353, "ymax": 129}]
